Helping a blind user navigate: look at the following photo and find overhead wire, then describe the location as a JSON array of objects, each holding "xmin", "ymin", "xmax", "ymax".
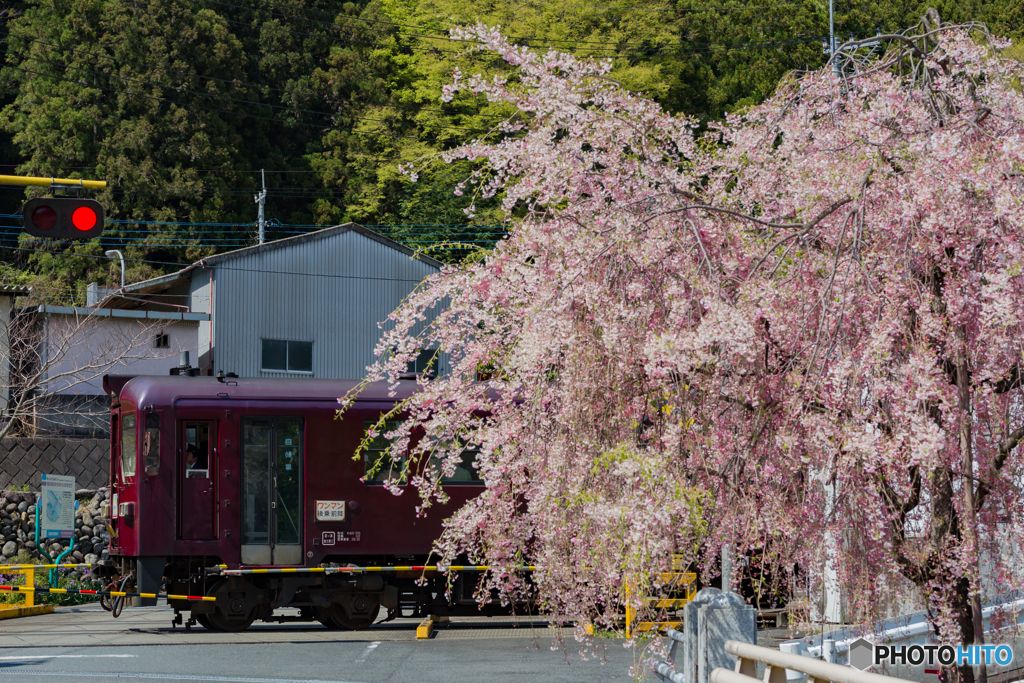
[{"xmin": 1, "ymin": 244, "xmax": 481, "ymax": 281}]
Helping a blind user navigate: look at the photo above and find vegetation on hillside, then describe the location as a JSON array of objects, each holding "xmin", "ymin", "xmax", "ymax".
[{"xmin": 0, "ymin": 0, "xmax": 1020, "ymax": 299}]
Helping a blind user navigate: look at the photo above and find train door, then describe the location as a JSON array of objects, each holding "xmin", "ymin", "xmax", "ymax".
[
  {"xmin": 240, "ymin": 417, "xmax": 303, "ymax": 565},
  {"xmin": 179, "ymin": 420, "xmax": 217, "ymax": 540}
]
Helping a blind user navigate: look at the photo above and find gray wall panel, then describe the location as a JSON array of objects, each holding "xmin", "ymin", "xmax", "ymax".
[{"xmin": 207, "ymin": 228, "xmax": 439, "ymax": 380}]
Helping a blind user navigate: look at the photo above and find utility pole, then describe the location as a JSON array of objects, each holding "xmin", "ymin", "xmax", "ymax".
[
  {"xmin": 823, "ymin": 0, "xmax": 839, "ymax": 77},
  {"xmin": 254, "ymin": 169, "xmax": 267, "ymax": 245}
]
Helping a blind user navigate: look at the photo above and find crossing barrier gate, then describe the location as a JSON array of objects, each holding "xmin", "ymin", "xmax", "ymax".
[
  {"xmin": 625, "ymin": 556, "xmax": 698, "ymax": 638},
  {"xmin": 0, "ymin": 566, "xmax": 55, "ymax": 619}
]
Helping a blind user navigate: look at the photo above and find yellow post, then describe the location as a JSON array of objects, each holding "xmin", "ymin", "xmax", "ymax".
[
  {"xmin": 624, "ymin": 575, "xmax": 634, "ymax": 639},
  {"xmin": 0, "ymin": 175, "xmax": 106, "ymax": 190},
  {"xmin": 24, "ymin": 568, "xmax": 34, "ymax": 607}
]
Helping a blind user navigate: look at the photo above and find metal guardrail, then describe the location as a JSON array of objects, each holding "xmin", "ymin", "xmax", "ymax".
[
  {"xmin": 785, "ymin": 593, "xmax": 1024, "ymax": 664},
  {"xmin": 711, "ymin": 640, "xmax": 914, "ymax": 683},
  {"xmin": 650, "ymin": 628, "xmax": 686, "ymax": 683}
]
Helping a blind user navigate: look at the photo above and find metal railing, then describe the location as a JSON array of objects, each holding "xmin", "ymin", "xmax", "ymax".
[
  {"xmin": 650, "ymin": 628, "xmax": 686, "ymax": 683},
  {"xmin": 710, "ymin": 640, "xmax": 914, "ymax": 683}
]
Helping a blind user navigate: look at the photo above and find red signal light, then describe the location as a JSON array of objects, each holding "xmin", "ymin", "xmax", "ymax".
[
  {"xmin": 72, "ymin": 206, "xmax": 98, "ymax": 231},
  {"xmin": 31, "ymin": 205, "xmax": 58, "ymax": 231},
  {"xmin": 22, "ymin": 197, "xmax": 104, "ymax": 239}
]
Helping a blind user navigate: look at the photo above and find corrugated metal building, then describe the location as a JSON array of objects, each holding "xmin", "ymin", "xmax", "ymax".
[{"xmin": 110, "ymin": 224, "xmax": 441, "ymax": 378}]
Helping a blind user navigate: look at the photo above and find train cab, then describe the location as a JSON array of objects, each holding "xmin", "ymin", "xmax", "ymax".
[{"xmin": 101, "ymin": 372, "xmax": 488, "ymax": 631}]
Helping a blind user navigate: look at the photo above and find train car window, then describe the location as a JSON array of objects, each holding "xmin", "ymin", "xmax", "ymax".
[
  {"xmin": 184, "ymin": 422, "xmax": 211, "ymax": 478},
  {"xmin": 275, "ymin": 420, "xmax": 302, "ymax": 544},
  {"xmin": 242, "ymin": 420, "xmax": 271, "ymax": 544},
  {"xmin": 429, "ymin": 445, "xmax": 484, "ymax": 485},
  {"xmin": 143, "ymin": 413, "xmax": 160, "ymax": 476},
  {"xmin": 121, "ymin": 413, "xmax": 137, "ymax": 477},
  {"xmin": 363, "ymin": 419, "xmax": 406, "ymax": 485}
]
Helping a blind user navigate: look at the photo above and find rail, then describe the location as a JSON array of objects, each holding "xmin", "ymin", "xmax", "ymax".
[{"xmin": 710, "ymin": 640, "xmax": 914, "ymax": 683}]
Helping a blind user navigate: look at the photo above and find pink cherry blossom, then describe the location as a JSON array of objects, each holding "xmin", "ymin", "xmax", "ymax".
[{"xmin": 355, "ymin": 17, "xmax": 1024, "ymax": 676}]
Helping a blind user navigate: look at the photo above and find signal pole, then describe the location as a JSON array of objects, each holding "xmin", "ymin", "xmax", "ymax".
[
  {"xmin": 254, "ymin": 169, "xmax": 267, "ymax": 245},
  {"xmin": 0, "ymin": 175, "xmax": 106, "ymax": 190}
]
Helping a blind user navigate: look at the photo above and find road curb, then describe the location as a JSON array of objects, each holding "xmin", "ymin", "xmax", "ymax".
[{"xmin": 0, "ymin": 604, "xmax": 56, "ymax": 619}]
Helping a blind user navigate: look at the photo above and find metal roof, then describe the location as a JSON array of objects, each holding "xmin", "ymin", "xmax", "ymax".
[
  {"xmin": 0, "ymin": 284, "xmax": 31, "ymax": 295},
  {"xmin": 121, "ymin": 223, "xmax": 441, "ymax": 297},
  {"xmin": 37, "ymin": 305, "xmax": 209, "ymax": 322},
  {"xmin": 108, "ymin": 373, "xmax": 422, "ymax": 404}
]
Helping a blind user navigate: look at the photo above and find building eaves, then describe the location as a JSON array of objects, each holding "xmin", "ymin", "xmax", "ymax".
[
  {"xmin": 195, "ymin": 223, "xmax": 443, "ymax": 270},
  {"xmin": 121, "ymin": 266, "xmax": 197, "ymax": 296},
  {"xmin": 37, "ymin": 304, "xmax": 209, "ymax": 322},
  {"xmin": 0, "ymin": 284, "xmax": 32, "ymax": 295}
]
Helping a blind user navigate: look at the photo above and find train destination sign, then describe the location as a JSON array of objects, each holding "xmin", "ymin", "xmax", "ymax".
[
  {"xmin": 40, "ymin": 473, "xmax": 75, "ymax": 539},
  {"xmin": 316, "ymin": 500, "xmax": 346, "ymax": 521}
]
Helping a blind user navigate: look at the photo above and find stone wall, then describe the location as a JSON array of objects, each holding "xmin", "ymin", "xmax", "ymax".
[
  {"xmin": 0, "ymin": 437, "xmax": 108, "ymax": 491},
  {"xmin": 0, "ymin": 489, "xmax": 112, "ymax": 564}
]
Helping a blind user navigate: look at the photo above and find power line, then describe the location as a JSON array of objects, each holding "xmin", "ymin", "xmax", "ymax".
[{"xmin": 2, "ymin": 244, "xmax": 468, "ymax": 282}]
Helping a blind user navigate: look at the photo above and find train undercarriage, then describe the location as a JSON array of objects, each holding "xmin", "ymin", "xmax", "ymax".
[{"xmin": 102, "ymin": 556, "xmax": 520, "ymax": 632}]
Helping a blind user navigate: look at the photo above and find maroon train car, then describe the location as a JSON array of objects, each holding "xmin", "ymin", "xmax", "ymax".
[{"xmin": 101, "ymin": 372, "xmax": 489, "ymax": 631}]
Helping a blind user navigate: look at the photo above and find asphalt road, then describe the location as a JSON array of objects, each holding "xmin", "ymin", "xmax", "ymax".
[{"xmin": 0, "ymin": 605, "xmax": 644, "ymax": 683}]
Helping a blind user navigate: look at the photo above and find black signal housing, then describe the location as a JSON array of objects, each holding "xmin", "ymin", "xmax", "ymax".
[{"xmin": 23, "ymin": 197, "xmax": 104, "ymax": 239}]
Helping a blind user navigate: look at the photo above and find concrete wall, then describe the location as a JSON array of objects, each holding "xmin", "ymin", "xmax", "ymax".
[
  {"xmin": 42, "ymin": 314, "xmax": 199, "ymax": 396},
  {"xmin": 0, "ymin": 437, "xmax": 108, "ymax": 490}
]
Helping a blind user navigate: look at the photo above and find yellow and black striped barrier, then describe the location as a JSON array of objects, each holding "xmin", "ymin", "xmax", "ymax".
[
  {"xmin": 0, "ymin": 584, "xmax": 215, "ymax": 602},
  {"xmin": 216, "ymin": 564, "xmax": 536, "ymax": 575},
  {"xmin": 0, "ymin": 563, "xmax": 97, "ymax": 572}
]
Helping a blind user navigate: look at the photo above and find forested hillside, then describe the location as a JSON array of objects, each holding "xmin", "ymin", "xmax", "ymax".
[{"xmin": 0, "ymin": 0, "xmax": 1020, "ymax": 300}]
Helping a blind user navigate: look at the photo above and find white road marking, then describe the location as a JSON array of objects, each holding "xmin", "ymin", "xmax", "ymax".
[
  {"xmin": 0, "ymin": 654, "xmax": 137, "ymax": 660},
  {"xmin": 354, "ymin": 641, "xmax": 381, "ymax": 663},
  {"xmin": 11, "ymin": 673, "xmax": 372, "ymax": 683}
]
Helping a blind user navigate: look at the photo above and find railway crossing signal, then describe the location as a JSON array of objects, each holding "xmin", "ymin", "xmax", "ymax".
[
  {"xmin": 0, "ymin": 174, "xmax": 108, "ymax": 240},
  {"xmin": 23, "ymin": 197, "xmax": 104, "ymax": 239}
]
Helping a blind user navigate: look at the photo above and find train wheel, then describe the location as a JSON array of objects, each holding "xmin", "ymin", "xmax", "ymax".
[
  {"xmin": 196, "ymin": 614, "xmax": 216, "ymax": 631},
  {"xmin": 315, "ymin": 608, "xmax": 342, "ymax": 630},
  {"xmin": 319, "ymin": 600, "xmax": 380, "ymax": 630},
  {"xmin": 204, "ymin": 578, "xmax": 258, "ymax": 632},
  {"xmin": 207, "ymin": 607, "xmax": 256, "ymax": 632}
]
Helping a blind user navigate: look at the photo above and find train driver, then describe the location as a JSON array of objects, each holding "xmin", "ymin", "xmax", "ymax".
[{"xmin": 185, "ymin": 445, "xmax": 201, "ymax": 471}]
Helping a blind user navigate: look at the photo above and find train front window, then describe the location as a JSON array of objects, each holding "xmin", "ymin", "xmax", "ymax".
[
  {"xmin": 363, "ymin": 419, "xmax": 406, "ymax": 485},
  {"xmin": 184, "ymin": 422, "xmax": 211, "ymax": 478},
  {"xmin": 121, "ymin": 413, "xmax": 137, "ymax": 477},
  {"xmin": 143, "ymin": 413, "xmax": 160, "ymax": 476}
]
